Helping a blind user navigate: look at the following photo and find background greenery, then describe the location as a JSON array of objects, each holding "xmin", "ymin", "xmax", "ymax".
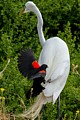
[{"xmin": 0, "ymin": 0, "xmax": 80, "ymax": 119}]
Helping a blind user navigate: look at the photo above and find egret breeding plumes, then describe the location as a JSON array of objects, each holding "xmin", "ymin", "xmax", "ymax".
[{"xmin": 18, "ymin": 1, "xmax": 70, "ymax": 119}]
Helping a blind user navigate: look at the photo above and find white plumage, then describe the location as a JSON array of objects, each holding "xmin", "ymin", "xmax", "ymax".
[
  {"xmin": 39, "ymin": 37, "xmax": 70, "ymax": 103},
  {"xmin": 19, "ymin": 1, "xmax": 70, "ymax": 119}
]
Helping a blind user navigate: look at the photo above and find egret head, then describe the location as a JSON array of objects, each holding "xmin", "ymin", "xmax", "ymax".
[{"xmin": 24, "ymin": 1, "xmax": 37, "ymax": 13}]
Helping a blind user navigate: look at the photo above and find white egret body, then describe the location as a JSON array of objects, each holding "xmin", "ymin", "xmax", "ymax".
[
  {"xmin": 20, "ymin": 1, "xmax": 70, "ymax": 119},
  {"xmin": 39, "ymin": 37, "xmax": 70, "ymax": 103}
]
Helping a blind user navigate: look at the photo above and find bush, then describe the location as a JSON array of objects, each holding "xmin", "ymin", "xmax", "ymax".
[{"xmin": 0, "ymin": 0, "xmax": 80, "ymax": 119}]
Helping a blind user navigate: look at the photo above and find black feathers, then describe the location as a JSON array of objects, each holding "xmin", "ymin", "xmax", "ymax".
[
  {"xmin": 18, "ymin": 49, "xmax": 35, "ymax": 77},
  {"xmin": 26, "ymin": 77, "xmax": 45, "ymax": 98},
  {"xmin": 18, "ymin": 48, "xmax": 48, "ymax": 79},
  {"xmin": 18, "ymin": 48, "xmax": 48, "ymax": 98}
]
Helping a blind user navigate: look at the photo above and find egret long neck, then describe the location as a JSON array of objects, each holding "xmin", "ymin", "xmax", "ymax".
[{"xmin": 34, "ymin": 8, "xmax": 45, "ymax": 47}]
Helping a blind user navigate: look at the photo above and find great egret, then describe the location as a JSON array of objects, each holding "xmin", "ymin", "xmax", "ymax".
[{"xmin": 18, "ymin": 1, "xmax": 70, "ymax": 119}]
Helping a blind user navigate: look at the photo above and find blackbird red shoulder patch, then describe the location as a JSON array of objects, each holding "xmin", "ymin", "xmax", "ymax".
[{"xmin": 32, "ymin": 60, "xmax": 40, "ymax": 69}]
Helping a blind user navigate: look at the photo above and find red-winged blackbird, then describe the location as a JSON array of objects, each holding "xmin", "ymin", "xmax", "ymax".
[{"xmin": 18, "ymin": 48, "xmax": 48, "ymax": 98}]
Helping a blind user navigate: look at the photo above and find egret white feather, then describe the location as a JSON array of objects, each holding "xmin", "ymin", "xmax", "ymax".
[{"xmin": 20, "ymin": 1, "xmax": 70, "ymax": 119}]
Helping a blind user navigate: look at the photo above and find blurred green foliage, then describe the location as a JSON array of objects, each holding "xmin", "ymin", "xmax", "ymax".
[{"xmin": 0, "ymin": 0, "xmax": 80, "ymax": 119}]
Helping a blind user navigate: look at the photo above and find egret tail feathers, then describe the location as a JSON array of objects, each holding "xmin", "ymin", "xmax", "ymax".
[{"xmin": 17, "ymin": 92, "xmax": 47, "ymax": 119}]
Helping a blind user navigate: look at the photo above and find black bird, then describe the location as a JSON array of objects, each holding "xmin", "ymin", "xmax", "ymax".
[{"xmin": 18, "ymin": 48, "xmax": 48, "ymax": 98}]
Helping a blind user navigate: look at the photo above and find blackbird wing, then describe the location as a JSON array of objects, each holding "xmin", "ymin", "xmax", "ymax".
[{"xmin": 18, "ymin": 49, "xmax": 36, "ymax": 77}]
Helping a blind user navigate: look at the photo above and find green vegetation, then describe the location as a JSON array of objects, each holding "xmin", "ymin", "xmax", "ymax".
[{"xmin": 0, "ymin": 0, "xmax": 80, "ymax": 119}]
